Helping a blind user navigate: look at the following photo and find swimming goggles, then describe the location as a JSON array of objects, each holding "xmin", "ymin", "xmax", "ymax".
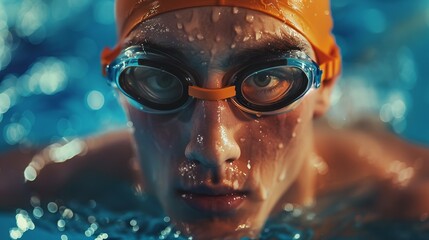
[{"xmin": 104, "ymin": 45, "xmax": 322, "ymax": 115}]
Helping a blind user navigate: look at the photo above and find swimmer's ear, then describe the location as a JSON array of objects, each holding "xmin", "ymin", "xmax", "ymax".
[{"xmin": 313, "ymin": 76, "xmax": 339, "ymax": 118}]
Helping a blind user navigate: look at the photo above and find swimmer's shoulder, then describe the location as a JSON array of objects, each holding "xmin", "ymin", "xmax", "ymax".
[
  {"xmin": 0, "ymin": 129, "xmax": 139, "ymax": 208},
  {"xmin": 314, "ymin": 117, "xmax": 429, "ymax": 219}
]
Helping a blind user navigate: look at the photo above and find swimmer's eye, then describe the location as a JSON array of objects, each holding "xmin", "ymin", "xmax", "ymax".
[
  {"xmin": 119, "ymin": 66, "xmax": 184, "ymax": 104},
  {"xmin": 241, "ymin": 67, "xmax": 306, "ymax": 106}
]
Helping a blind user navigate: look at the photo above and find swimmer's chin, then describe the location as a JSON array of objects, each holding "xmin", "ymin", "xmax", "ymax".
[{"xmin": 173, "ymin": 218, "xmax": 263, "ymax": 240}]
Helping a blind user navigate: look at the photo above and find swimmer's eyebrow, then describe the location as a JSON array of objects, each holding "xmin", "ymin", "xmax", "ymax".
[
  {"xmin": 126, "ymin": 35, "xmax": 311, "ymax": 66},
  {"xmin": 125, "ymin": 41, "xmax": 190, "ymax": 61},
  {"xmin": 224, "ymin": 36, "xmax": 310, "ymax": 68}
]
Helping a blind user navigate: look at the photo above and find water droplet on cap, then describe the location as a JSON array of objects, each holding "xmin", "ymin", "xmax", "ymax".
[{"xmin": 245, "ymin": 15, "xmax": 254, "ymax": 23}]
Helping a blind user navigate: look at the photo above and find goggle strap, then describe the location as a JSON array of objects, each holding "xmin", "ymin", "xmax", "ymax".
[
  {"xmin": 101, "ymin": 45, "xmax": 122, "ymax": 76},
  {"xmin": 317, "ymin": 45, "xmax": 341, "ymax": 82},
  {"xmin": 189, "ymin": 86, "xmax": 236, "ymax": 100}
]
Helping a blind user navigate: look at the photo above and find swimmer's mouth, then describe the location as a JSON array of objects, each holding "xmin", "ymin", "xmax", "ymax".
[{"xmin": 178, "ymin": 186, "xmax": 248, "ymax": 213}]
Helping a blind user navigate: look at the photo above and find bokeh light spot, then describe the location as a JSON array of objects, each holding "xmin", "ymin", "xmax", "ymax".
[
  {"xmin": 23, "ymin": 165, "xmax": 37, "ymax": 182},
  {"xmin": 4, "ymin": 123, "xmax": 27, "ymax": 145},
  {"xmin": 87, "ymin": 90, "xmax": 105, "ymax": 110},
  {"xmin": 94, "ymin": 1, "xmax": 114, "ymax": 25},
  {"xmin": 0, "ymin": 92, "xmax": 11, "ymax": 113},
  {"xmin": 363, "ymin": 8, "xmax": 386, "ymax": 33}
]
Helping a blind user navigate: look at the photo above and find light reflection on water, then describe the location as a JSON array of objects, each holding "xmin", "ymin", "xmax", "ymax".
[
  {"xmin": 1, "ymin": 0, "xmax": 429, "ymax": 239},
  {"xmin": 3, "ymin": 184, "xmax": 429, "ymax": 239}
]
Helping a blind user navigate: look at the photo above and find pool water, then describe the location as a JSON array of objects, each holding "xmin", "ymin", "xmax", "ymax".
[
  {"xmin": 2, "ymin": 179, "xmax": 429, "ymax": 240},
  {"xmin": 1, "ymin": 0, "xmax": 429, "ymax": 239}
]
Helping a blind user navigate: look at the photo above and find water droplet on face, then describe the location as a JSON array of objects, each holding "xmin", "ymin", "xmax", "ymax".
[
  {"xmin": 243, "ymin": 35, "xmax": 251, "ymax": 42},
  {"xmin": 232, "ymin": 7, "xmax": 239, "ymax": 14},
  {"xmin": 278, "ymin": 143, "xmax": 284, "ymax": 149},
  {"xmin": 215, "ymin": 35, "xmax": 221, "ymax": 42},
  {"xmin": 278, "ymin": 170, "xmax": 286, "ymax": 181},
  {"xmin": 233, "ymin": 180, "xmax": 239, "ymax": 189},
  {"xmin": 292, "ymin": 132, "xmax": 297, "ymax": 138},
  {"xmin": 247, "ymin": 160, "xmax": 251, "ymax": 169},
  {"xmin": 260, "ymin": 187, "xmax": 268, "ymax": 200},
  {"xmin": 240, "ymin": 138, "xmax": 246, "ymax": 142},
  {"xmin": 196, "ymin": 33, "xmax": 204, "ymax": 40},
  {"xmin": 177, "ymin": 23, "xmax": 183, "ymax": 29},
  {"xmin": 234, "ymin": 25, "xmax": 243, "ymax": 34},
  {"xmin": 245, "ymin": 15, "xmax": 254, "ymax": 23},
  {"xmin": 255, "ymin": 31, "xmax": 262, "ymax": 41},
  {"xmin": 255, "ymin": 114, "xmax": 262, "ymax": 118},
  {"xmin": 312, "ymin": 154, "xmax": 329, "ymax": 175},
  {"xmin": 211, "ymin": 9, "xmax": 221, "ymax": 23},
  {"xmin": 297, "ymin": 118, "xmax": 302, "ymax": 123},
  {"xmin": 188, "ymin": 35, "xmax": 195, "ymax": 42}
]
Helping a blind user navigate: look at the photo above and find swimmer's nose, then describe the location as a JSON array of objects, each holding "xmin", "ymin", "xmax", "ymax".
[{"xmin": 185, "ymin": 100, "xmax": 241, "ymax": 170}]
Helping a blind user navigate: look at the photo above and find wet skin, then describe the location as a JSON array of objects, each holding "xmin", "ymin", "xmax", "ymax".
[{"xmin": 120, "ymin": 7, "xmax": 334, "ymax": 239}]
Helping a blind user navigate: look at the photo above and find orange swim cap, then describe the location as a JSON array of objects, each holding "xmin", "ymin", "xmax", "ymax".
[{"xmin": 102, "ymin": 0, "xmax": 341, "ymax": 81}]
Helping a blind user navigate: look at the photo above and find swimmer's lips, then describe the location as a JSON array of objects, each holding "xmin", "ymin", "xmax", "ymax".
[{"xmin": 178, "ymin": 187, "xmax": 247, "ymax": 213}]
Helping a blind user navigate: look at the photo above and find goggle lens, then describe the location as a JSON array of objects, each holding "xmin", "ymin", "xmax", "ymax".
[
  {"xmin": 241, "ymin": 66, "xmax": 306, "ymax": 106},
  {"xmin": 120, "ymin": 66, "xmax": 184, "ymax": 104}
]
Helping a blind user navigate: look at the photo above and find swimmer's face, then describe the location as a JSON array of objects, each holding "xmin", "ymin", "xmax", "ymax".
[{"xmin": 122, "ymin": 7, "xmax": 330, "ymax": 239}]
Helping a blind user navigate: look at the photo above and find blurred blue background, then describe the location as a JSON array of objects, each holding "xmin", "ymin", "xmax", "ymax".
[{"xmin": 0, "ymin": 0, "xmax": 429, "ymax": 152}]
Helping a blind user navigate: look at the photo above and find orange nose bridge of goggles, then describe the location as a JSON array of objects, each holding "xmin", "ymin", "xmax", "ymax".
[{"xmin": 188, "ymin": 86, "xmax": 236, "ymax": 100}]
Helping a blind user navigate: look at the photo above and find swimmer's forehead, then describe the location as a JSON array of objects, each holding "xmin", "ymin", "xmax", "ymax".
[{"xmin": 124, "ymin": 7, "xmax": 314, "ymax": 60}]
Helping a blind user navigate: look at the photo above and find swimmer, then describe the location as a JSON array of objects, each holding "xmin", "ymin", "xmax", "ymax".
[{"xmin": 1, "ymin": 0, "xmax": 429, "ymax": 239}]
